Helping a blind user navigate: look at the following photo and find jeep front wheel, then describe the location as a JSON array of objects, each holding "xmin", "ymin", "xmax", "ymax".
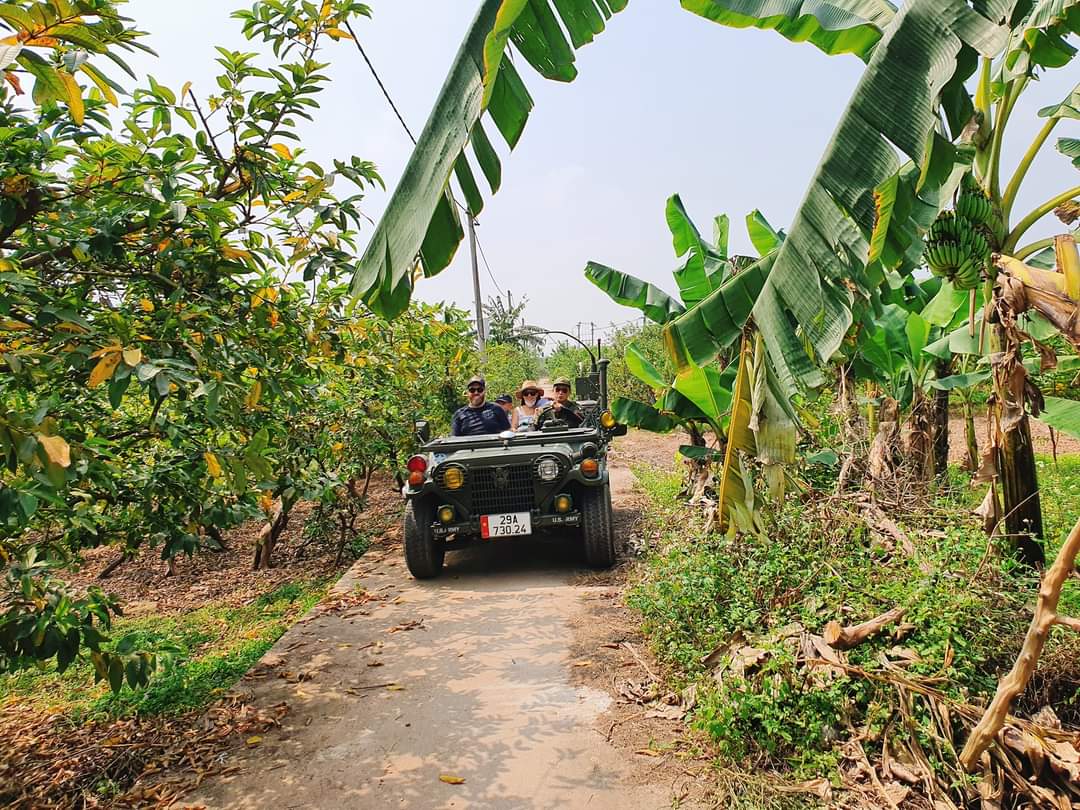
[
  {"xmin": 404, "ymin": 499, "xmax": 445, "ymax": 579},
  {"xmin": 580, "ymin": 483, "xmax": 615, "ymax": 568}
]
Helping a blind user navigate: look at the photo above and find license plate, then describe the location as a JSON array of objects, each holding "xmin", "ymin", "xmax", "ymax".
[{"xmin": 480, "ymin": 512, "xmax": 531, "ymax": 539}]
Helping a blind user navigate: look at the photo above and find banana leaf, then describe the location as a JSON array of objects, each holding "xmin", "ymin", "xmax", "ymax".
[
  {"xmin": 930, "ymin": 371, "xmax": 991, "ymax": 390},
  {"xmin": 612, "ymin": 396, "xmax": 677, "ymax": 432},
  {"xmin": 352, "ymin": 0, "xmax": 628, "ymax": 317},
  {"xmin": 679, "ymin": 0, "xmax": 896, "ymax": 60},
  {"xmin": 1039, "ymin": 395, "xmax": 1080, "ymax": 441},
  {"xmin": 667, "ymin": 194, "xmax": 729, "ymax": 306},
  {"xmin": 624, "ymin": 340, "xmax": 668, "ymax": 389},
  {"xmin": 745, "ymin": 209, "xmax": 785, "ymax": 256},
  {"xmin": 1004, "ymin": 0, "xmax": 1080, "ymax": 79},
  {"xmin": 584, "ymin": 261, "xmax": 685, "ymax": 325},
  {"xmin": 718, "ymin": 336, "xmax": 756, "ymax": 532},
  {"xmin": 665, "ymin": 0, "xmax": 1013, "ymax": 399}
]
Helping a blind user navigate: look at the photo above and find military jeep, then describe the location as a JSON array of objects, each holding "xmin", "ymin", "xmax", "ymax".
[{"xmin": 401, "ymin": 360, "xmax": 625, "ymax": 579}]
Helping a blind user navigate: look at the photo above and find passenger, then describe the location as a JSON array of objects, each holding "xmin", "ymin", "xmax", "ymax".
[
  {"xmin": 451, "ymin": 376, "xmax": 511, "ymax": 436},
  {"xmin": 535, "ymin": 377, "xmax": 584, "ymax": 429},
  {"xmin": 494, "ymin": 394, "xmax": 514, "ymax": 419},
  {"xmin": 513, "ymin": 380, "xmax": 547, "ymax": 431}
]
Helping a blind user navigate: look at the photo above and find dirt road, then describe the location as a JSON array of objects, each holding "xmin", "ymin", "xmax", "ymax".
[{"xmin": 181, "ymin": 447, "xmax": 689, "ymax": 810}]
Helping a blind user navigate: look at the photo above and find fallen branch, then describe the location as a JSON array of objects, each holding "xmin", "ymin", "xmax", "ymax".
[
  {"xmin": 824, "ymin": 607, "xmax": 906, "ymax": 651},
  {"xmin": 959, "ymin": 515, "xmax": 1080, "ymax": 771}
]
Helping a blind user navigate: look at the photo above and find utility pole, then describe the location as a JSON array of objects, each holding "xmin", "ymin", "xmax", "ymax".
[
  {"xmin": 590, "ymin": 322, "xmax": 596, "ymax": 346},
  {"xmin": 468, "ymin": 213, "xmax": 485, "ymax": 353}
]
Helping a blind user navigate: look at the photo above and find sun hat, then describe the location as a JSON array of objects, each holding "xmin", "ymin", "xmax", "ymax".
[{"xmin": 517, "ymin": 380, "xmax": 545, "ymax": 398}]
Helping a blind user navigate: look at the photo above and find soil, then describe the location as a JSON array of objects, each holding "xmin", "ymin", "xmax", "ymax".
[{"xmin": 946, "ymin": 412, "xmax": 1080, "ymax": 464}]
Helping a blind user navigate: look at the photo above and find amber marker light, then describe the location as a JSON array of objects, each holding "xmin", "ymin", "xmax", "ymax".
[
  {"xmin": 554, "ymin": 494, "xmax": 572, "ymax": 513},
  {"xmin": 580, "ymin": 458, "xmax": 600, "ymax": 478},
  {"xmin": 599, "ymin": 410, "xmax": 617, "ymax": 429},
  {"xmin": 442, "ymin": 465, "xmax": 465, "ymax": 490},
  {"xmin": 438, "ymin": 505, "xmax": 455, "ymax": 524}
]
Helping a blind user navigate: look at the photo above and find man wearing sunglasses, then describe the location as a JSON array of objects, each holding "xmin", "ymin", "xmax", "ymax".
[
  {"xmin": 535, "ymin": 377, "xmax": 583, "ymax": 429},
  {"xmin": 450, "ymin": 375, "xmax": 512, "ymax": 437}
]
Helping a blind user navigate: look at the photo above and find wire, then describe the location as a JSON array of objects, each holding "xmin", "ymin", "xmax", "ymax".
[
  {"xmin": 473, "ymin": 230, "xmax": 503, "ymax": 295},
  {"xmin": 347, "ymin": 20, "xmax": 504, "ymax": 295},
  {"xmin": 346, "ymin": 22, "xmax": 417, "ymax": 146}
]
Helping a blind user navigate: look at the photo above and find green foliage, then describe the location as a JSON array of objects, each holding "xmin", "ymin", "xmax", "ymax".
[
  {"xmin": 0, "ymin": 1, "xmax": 469, "ymax": 687},
  {"xmin": 626, "ymin": 462, "xmax": 1080, "ymax": 775},
  {"xmin": 1, "ymin": 578, "xmax": 329, "ymax": 719},
  {"xmin": 483, "ymin": 293, "xmax": 542, "ymax": 351},
  {"xmin": 479, "ymin": 343, "xmax": 541, "ymax": 401}
]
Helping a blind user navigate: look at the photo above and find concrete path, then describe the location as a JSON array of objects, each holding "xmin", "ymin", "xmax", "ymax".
[{"xmin": 182, "ymin": 465, "xmax": 677, "ymax": 810}]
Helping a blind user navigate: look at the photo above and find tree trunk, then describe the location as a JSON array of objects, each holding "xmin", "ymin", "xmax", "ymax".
[
  {"xmin": 997, "ymin": 415, "xmax": 1045, "ymax": 567},
  {"xmin": 906, "ymin": 392, "xmax": 933, "ymax": 480},
  {"xmin": 962, "ymin": 398, "xmax": 979, "ymax": 472},
  {"xmin": 253, "ymin": 504, "xmax": 290, "ymax": 570},
  {"xmin": 932, "ymin": 360, "xmax": 951, "ymax": 477}
]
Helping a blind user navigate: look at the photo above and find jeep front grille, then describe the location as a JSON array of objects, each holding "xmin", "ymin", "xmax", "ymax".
[{"xmin": 472, "ymin": 464, "xmax": 533, "ymax": 514}]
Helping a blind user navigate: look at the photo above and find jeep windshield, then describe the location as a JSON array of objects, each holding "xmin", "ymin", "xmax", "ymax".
[{"xmin": 423, "ymin": 426, "xmax": 599, "ymax": 450}]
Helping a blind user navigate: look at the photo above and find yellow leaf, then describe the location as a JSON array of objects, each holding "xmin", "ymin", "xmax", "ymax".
[
  {"xmin": 139, "ymin": 298, "xmax": 155, "ymax": 313},
  {"xmin": 204, "ymin": 452, "xmax": 223, "ymax": 478},
  {"xmin": 180, "ymin": 80, "xmax": 192, "ymax": 101},
  {"xmin": 324, "ymin": 27, "xmax": 353, "ymax": 40},
  {"xmin": 245, "ymin": 380, "xmax": 262, "ymax": 410},
  {"xmin": 89, "ymin": 352, "xmax": 122, "ymax": 387},
  {"xmin": 281, "ymin": 190, "xmax": 304, "ymax": 203},
  {"xmin": 156, "ymin": 238, "xmax": 171, "ymax": 253},
  {"xmin": 221, "ymin": 180, "xmax": 243, "ymax": 194},
  {"xmin": 37, "ymin": 434, "xmax": 71, "ymax": 468},
  {"xmin": 80, "ymin": 64, "xmax": 118, "ymax": 106},
  {"xmin": 221, "ymin": 245, "xmax": 252, "ymax": 261},
  {"xmin": 122, "ymin": 347, "xmax": 142, "ymax": 367},
  {"xmin": 0, "ymin": 319, "xmax": 30, "ymax": 331},
  {"xmin": 58, "ymin": 70, "xmax": 84, "ymax": 126},
  {"xmin": 331, "ymin": 442, "xmax": 344, "ymax": 453},
  {"xmin": 320, "ymin": 0, "xmax": 333, "ymax": 19},
  {"xmin": 258, "ymin": 491, "xmax": 273, "ymax": 513},
  {"xmin": 55, "ymin": 322, "xmax": 87, "ymax": 334},
  {"xmin": 246, "ymin": 736, "xmax": 262, "ymax": 747},
  {"xmin": 438, "ymin": 774, "xmax": 465, "ymax": 785},
  {"xmin": 89, "ymin": 343, "xmax": 121, "ymax": 359},
  {"xmin": 270, "ymin": 143, "xmax": 293, "ymax": 161}
]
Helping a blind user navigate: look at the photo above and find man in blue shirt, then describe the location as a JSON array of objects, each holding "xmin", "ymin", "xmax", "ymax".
[{"xmin": 451, "ymin": 376, "xmax": 511, "ymax": 436}]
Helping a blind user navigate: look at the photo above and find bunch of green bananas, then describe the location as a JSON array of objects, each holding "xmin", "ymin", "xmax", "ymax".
[{"xmin": 924, "ymin": 179, "xmax": 997, "ymax": 290}]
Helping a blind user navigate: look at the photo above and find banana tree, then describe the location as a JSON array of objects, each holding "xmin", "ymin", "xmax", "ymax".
[{"xmin": 584, "ymin": 195, "xmax": 782, "ymax": 451}]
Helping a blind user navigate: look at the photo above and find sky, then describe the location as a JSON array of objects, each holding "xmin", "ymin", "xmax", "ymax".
[{"xmin": 123, "ymin": 1, "xmax": 1079, "ymax": 345}]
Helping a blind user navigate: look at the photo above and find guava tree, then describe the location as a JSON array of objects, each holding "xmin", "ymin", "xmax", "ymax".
[{"xmin": 0, "ymin": 0, "xmax": 408, "ymax": 685}]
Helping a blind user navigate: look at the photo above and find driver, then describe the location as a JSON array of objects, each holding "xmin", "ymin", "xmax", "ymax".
[
  {"xmin": 451, "ymin": 375, "xmax": 511, "ymax": 436},
  {"xmin": 534, "ymin": 377, "xmax": 584, "ymax": 429}
]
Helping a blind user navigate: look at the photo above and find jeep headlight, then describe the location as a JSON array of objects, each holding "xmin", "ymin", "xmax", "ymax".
[
  {"xmin": 442, "ymin": 465, "xmax": 465, "ymax": 490},
  {"xmin": 600, "ymin": 410, "xmax": 617, "ymax": 429},
  {"xmin": 536, "ymin": 456, "xmax": 560, "ymax": 482}
]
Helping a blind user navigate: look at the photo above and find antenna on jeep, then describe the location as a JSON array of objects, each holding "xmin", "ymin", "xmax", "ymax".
[{"xmin": 514, "ymin": 328, "xmax": 597, "ymax": 372}]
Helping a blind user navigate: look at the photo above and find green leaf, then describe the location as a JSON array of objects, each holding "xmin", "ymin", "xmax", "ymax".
[
  {"xmin": 1039, "ymin": 395, "xmax": 1080, "ymax": 440},
  {"xmin": 929, "ymin": 370, "xmax": 990, "ymax": 390},
  {"xmin": 678, "ymin": 444, "xmax": 723, "ymax": 460},
  {"xmin": 920, "ymin": 280, "xmax": 966, "ymax": 327},
  {"xmin": 584, "ymin": 261, "xmax": 685, "ymax": 325},
  {"xmin": 667, "ymin": 194, "xmax": 727, "ymax": 307},
  {"xmin": 1038, "ymin": 81, "xmax": 1080, "ymax": 120},
  {"xmin": 624, "ymin": 340, "xmax": 668, "ymax": 389},
  {"xmin": 673, "ymin": 364, "xmax": 731, "ymax": 422},
  {"xmin": 666, "ymin": 0, "xmax": 1009, "ymax": 399},
  {"xmin": 1003, "ymin": 0, "xmax": 1080, "ymax": 79},
  {"xmin": 0, "ymin": 4, "xmax": 34, "ymax": 30},
  {"xmin": 905, "ymin": 312, "xmax": 931, "ymax": 360},
  {"xmin": 354, "ymin": 0, "xmax": 627, "ymax": 317},
  {"xmin": 679, "ymin": 0, "xmax": 896, "ymax": 60},
  {"xmin": 745, "ymin": 209, "xmax": 784, "ymax": 256},
  {"xmin": 1058, "ymin": 137, "xmax": 1080, "ymax": 168},
  {"xmin": 612, "ymin": 396, "xmax": 677, "ymax": 431}
]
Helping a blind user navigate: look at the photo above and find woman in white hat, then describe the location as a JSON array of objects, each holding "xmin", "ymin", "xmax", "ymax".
[{"xmin": 513, "ymin": 380, "xmax": 547, "ymax": 431}]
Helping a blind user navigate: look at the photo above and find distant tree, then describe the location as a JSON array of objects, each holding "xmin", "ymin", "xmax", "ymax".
[{"xmin": 483, "ymin": 293, "xmax": 542, "ymax": 351}]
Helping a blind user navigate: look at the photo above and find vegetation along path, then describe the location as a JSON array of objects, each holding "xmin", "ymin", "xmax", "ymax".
[{"xmin": 182, "ymin": 431, "xmax": 694, "ymax": 810}]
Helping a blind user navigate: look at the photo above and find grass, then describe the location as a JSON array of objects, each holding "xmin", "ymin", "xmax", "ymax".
[
  {"xmin": 0, "ymin": 578, "xmax": 331, "ymax": 721},
  {"xmin": 627, "ymin": 455, "xmax": 1080, "ymax": 780}
]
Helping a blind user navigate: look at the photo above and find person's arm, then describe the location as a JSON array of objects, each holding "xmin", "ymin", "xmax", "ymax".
[
  {"xmin": 563, "ymin": 406, "xmax": 584, "ymax": 428},
  {"xmin": 510, "ymin": 408, "xmax": 518, "ymax": 430}
]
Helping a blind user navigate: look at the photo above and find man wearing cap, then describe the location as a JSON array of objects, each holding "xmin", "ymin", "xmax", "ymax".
[
  {"xmin": 451, "ymin": 375, "xmax": 512, "ymax": 436},
  {"xmin": 535, "ymin": 378, "xmax": 584, "ymax": 429}
]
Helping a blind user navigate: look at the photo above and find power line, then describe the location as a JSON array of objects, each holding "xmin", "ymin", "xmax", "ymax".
[{"xmin": 347, "ymin": 22, "xmax": 504, "ymax": 296}]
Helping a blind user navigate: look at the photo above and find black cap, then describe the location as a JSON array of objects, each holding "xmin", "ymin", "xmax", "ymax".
[{"xmin": 494, "ymin": 394, "xmax": 513, "ymax": 404}]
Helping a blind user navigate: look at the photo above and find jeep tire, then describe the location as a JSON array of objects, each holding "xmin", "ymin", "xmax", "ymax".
[
  {"xmin": 404, "ymin": 498, "xmax": 444, "ymax": 579},
  {"xmin": 581, "ymin": 483, "xmax": 616, "ymax": 568}
]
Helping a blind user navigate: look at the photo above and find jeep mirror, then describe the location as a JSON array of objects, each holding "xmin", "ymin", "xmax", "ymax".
[{"xmin": 414, "ymin": 420, "xmax": 431, "ymax": 444}]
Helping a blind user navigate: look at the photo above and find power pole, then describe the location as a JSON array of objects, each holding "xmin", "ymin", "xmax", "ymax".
[
  {"xmin": 590, "ymin": 322, "xmax": 596, "ymax": 346},
  {"xmin": 468, "ymin": 213, "xmax": 485, "ymax": 353}
]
